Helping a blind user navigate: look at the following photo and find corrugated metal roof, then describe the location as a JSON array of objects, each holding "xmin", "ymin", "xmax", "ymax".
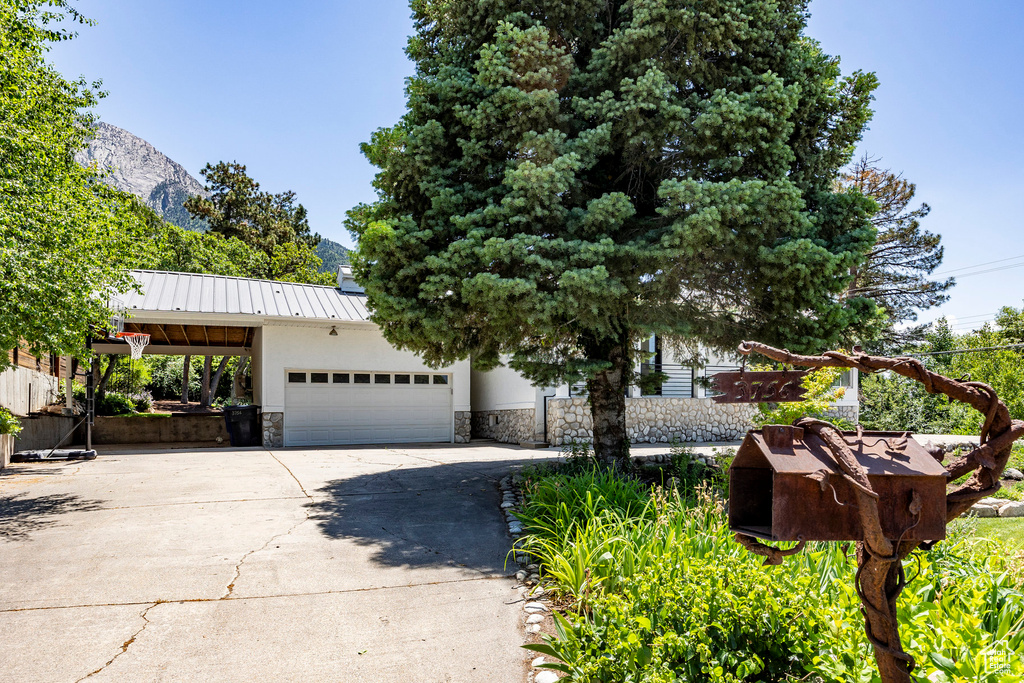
[{"xmin": 115, "ymin": 270, "xmax": 371, "ymax": 322}]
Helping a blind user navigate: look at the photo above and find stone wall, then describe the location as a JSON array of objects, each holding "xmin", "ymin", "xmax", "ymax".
[
  {"xmin": 262, "ymin": 411, "xmax": 284, "ymax": 448},
  {"xmin": 825, "ymin": 404, "xmax": 859, "ymax": 424},
  {"xmin": 454, "ymin": 411, "xmax": 471, "ymax": 443},
  {"xmin": 546, "ymin": 397, "xmax": 757, "ymax": 446},
  {"xmin": 471, "ymin": 408, "xmax": 535, "ymax": 444}
]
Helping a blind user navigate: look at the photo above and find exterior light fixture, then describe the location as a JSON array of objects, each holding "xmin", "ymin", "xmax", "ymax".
[{"xmin": 329, "ymin": 327, "xmax": 338, "ymax": 336}]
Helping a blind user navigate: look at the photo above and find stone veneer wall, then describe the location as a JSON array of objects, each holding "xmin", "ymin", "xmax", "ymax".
[
  {"xmin": 454, "ymin": 411, "xmax": 471, "ymax": 443},
  {"xmin": 471, "ymin": 408, "xmax": 536, "ymax": 444},
  {"xmin": 262, "ymin": 411, "xmax": 284, "ymax": 448},
  {"xmin": 825, "ymin": 404, "xmax": 859, "ymax": 425},
  {"xmin": 546, "ymin": 397, "xmax": 758, "ymax": 446}
]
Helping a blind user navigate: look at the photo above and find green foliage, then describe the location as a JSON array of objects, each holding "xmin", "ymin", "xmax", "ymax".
[
  {"xmin": 753, "ymin": 366, "xmax": 852, "ymax": 428},
  {"xmin": 348, "ymin": 0, "xmax": 882, "ymax": 393},
  {"xmin": 842, "ymin": 156, "xmax": 953, "ymax": 351},
  {"xmin": 0, "ymin": 406, "xmax": 21, "ymax": 436},
  {"xmin": 0, "ymin": 0, "xmax": 146, "ymax": 368},
  {"xmin": 315, "ymin": 238, "xmax": 350, "ymax": 273},
  {"xmin": 148, "ymin": 180, "xmax": 208, "ymax": 232},
  {"xmin": 97, "ymin": 392, "xmax": 135, "ymax": 416},
  {"xmin": 515, "ymin": 470, "xmax": 1024, "ymax": 682},
  {"xmin": 861, "ymin": 312, "xmax": 1024, "ymax": 435},
  {"xmin": 183, "ymin": 161, "xmax": 329, "ymax": 283}
]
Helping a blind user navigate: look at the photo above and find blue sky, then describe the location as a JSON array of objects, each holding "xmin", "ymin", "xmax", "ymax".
[{"xmin": 50, "ymin": 0, "xmax": 1024, "ymax": 331}]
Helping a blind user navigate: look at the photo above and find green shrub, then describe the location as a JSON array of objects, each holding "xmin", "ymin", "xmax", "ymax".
[
  {"xmin": 0, "ymin": 407, "xmax": 21, "ymax": 436},
  {"xmin": 518, "ymin": 471, "xmax": 1024, "ymax": 682},
  {"xmin": 97, "ymin": 392, "xmax": 135, "ymax": 416}
]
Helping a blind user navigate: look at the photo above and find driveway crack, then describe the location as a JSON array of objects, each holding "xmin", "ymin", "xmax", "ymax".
[
  {"xmin": 75, "ymin": 602, "xmax": 158, "ymax": 681},
  {"xmin": 221, "ymin": 452, "xmax": 315, "ymax": 599}
]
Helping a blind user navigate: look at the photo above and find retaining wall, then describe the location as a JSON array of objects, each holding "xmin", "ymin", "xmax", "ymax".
[
  {"xmin": 92, "ymin": 414, "xmax": 230, "ymax": 445},
  {"xmin": 13, "ymin": 415, "xmax": 83, "ymax": 451}
]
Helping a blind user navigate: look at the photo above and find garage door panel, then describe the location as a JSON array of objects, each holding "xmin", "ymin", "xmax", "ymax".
[{"xmin": 284, "ymin": 372, "xmax": 452, "ymax": 447}]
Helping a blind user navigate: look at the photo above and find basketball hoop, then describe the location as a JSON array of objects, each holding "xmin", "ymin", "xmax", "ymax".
[{"xmin": 121, "ymin": 332, "xmax": 151, "ymax": 360}]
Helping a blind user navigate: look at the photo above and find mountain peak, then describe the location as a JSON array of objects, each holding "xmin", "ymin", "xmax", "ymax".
[{"xmin": 75, "ymin": 121, "xmax": 208, "ymax": 231}]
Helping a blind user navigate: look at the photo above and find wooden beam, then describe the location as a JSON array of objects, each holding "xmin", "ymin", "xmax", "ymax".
[{"xmin": 180, "ymin": 325, "xmax": 190, "ymax": 346}]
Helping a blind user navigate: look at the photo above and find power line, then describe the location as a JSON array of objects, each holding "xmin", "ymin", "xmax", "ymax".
[
  {"xmin": 908, "ymin": 342, "xmax": 1024, "ymax": 357},
  {"xmin": 951, "ymin": 262, "xmax": 1024, "ymax": 280},
  {"xmin": 935, "ymin": 253, "xmax": 1024, "ymax": 276}
]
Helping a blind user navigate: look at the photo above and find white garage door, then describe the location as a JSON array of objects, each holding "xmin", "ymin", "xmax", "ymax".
[{"xmin": 284, "ymin": 371, "xmax": 452, "ymax": 446}]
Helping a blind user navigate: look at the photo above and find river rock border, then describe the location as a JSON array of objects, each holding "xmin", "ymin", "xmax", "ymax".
[{"xmin": 969, "ymin": 497, "xmax": 1024, "ymax": 518}]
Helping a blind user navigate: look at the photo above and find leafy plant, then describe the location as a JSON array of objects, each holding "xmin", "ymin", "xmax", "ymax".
[
  {"xmin": 0, "ymin": 406, "xmax": 21, "ymax": 436},
  {"xmin": 753, "ymin": 366, "xmax": 853, "ymax": 429}
]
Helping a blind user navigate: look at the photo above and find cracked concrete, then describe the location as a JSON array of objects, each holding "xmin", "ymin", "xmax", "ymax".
[{"xmin": 0, "ymin": 444, "xmax": 556, "ymax": 682}]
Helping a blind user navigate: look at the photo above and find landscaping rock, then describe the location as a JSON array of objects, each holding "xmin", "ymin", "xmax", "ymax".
[
  {"xmin": 970, "ymin": 504, "xmax": 999, "ymax": 518},
  {"xmin": 1004, "ymin": 468, "xmax": 1024, "ymax": 481},
  {"xmin": 535, "ymin": 671, "xmax": 560, "ymax": 683},
  {"xmin": 978, "ymin": 497, "xmax": 1005, "ymax": 507},
  {"xmin": 526, "ymin": 613, "xmax": 544, "ymax": 624},
  {"xmin": 999, "ymin": 501, "xmax": 1024, "ymax": 517},
  {"xmin": 526, "ymin": 623, "xmax": 542, "ymax": 633},
  {"xmin": 524, "ymin": 602, "xmax": 548, "ymax": 613},
  {"xmin": 532, "ymin": 656, "xmax": 546, "ymax": 667},
  {"xmin": 516, "ymin": 570, "xmax": 529, "ymax": 582}
]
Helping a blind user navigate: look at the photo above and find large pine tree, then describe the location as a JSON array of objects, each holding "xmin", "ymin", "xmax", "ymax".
[{"xmin": 349, "ymin": 0, "xmax": 882, "ymax": 464}]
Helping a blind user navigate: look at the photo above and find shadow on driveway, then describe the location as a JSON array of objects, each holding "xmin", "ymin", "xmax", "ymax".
[
  {"xmin": 306, "ymin": 457, "xmax": 536, "ymax": 575},
  {"xmin": 0, "ymin": 493, "xmax": 105, "ymax": 542}
]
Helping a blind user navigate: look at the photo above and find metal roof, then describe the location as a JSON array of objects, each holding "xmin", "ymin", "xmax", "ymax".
[
  {"xmin": 115, "ymin": 270, "xmax": 371, "ymax": 323},
  {"xmin": 734, "ymin": 430, "xmax": 949, "ymax": 477}
]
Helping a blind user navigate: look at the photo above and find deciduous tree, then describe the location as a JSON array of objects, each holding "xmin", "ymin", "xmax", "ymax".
[
  {"xmin": 349, "ymin": 0, "xmax": 882, "ymax": 464},
  {"xmin": 0, "ymin": 0, "xmax": 145, "ymax": 368}
]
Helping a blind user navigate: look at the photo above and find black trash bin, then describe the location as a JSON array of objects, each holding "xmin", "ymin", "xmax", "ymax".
[{"xmin": 223, "ymin": 405, "xmax": 261, "ymax": 447}]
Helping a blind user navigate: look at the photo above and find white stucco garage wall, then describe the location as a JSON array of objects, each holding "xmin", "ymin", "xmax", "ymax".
[
  {"xmin": 470, "ymin": 363, "xmax": 538, "ymax": 412},
  {"xmin": 257, "ymin": 323, "xmax": 470, "ymax": 413}
]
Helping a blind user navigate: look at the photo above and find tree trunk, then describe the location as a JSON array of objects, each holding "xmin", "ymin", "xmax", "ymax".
[
  {"xmin": 585, "ymin": 336, "xmax": 631, "ymax": 468},
  {"xmin": 202, "ymin": 357, "xmax": 230, "ymax": 408},
  {"xmin": 181, "ymin": 355, "xmax": 191, "ymax": 404},
  {"xmin": 200, "ymin": 356, "xmax": 213, "ymax": 407},
  {"xmin": 232, "ymin": 357, "xmax": 250, "ymax": 402},
  {"xmin": 97, "ymin": 355, "xmax": 117, "ymax": 399}
]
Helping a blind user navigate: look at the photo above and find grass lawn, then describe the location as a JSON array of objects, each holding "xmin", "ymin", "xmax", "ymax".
[{"xmin": 970, "ymin": 518, "xmax": 1024, "ymax": 554}]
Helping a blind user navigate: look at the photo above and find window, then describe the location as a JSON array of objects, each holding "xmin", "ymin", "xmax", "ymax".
[
  {"xmin": 354, "ymin": 373, "xmax": 371, "ymax": 384},
  {"xmin": 288, "ymin": 372, "xmax": 306, "ymax": 383},
  {"xmin": 433, "ymin": 375, "xmax": 448, "ymax": 385},
  {"xmin": 375, "ymin": 374, "xmax": 391, "ymax": 384},
  {"xmin": 414, "ymin": 374, "xmax": 430, "ymax": 385},
  {"xmin": 333, "ymin": 373, "xmax": 350, "ymax": 383},
  {"xmin": 311, "ymin": 372, "xmax": 328, "ymax": 384},
  {"xmin": 395, "ymin": 374, "xmax": 411, "ymax": 384}
]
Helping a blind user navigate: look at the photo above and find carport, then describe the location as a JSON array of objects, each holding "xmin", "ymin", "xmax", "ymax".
[{"xmin": 102, "ymin": 269, "xmax": 472, "ymax": 448}]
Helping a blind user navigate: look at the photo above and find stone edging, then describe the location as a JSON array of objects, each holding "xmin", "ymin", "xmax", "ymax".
[{"xmin": 969, "ymin": 497, "xmax": 1024, "ymax": 518}]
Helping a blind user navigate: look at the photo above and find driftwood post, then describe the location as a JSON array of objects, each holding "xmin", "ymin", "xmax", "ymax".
[{"xmin": 734, "ymin": 341, "xmax": 1024, "ymax": 683}]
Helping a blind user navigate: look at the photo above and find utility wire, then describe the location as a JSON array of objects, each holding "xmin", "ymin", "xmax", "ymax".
[
  {"xmin": 907, "ymin": 342, "xmax": 1024, "ymax": 357},
  {"xmin": 935, "ymin": 253, "xmax": 1024, "ymax": 276}
]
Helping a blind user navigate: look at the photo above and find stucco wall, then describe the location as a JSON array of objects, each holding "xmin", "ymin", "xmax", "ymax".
[
  {"xmin": 546, "ymin": 397, "xmax": 757, "ymax": 446},
  {"xmin": 0, "ymin": 366, "xmax": 60, "ymax": 415},
  {"xmin": 472, "ymin": 408, "xmax": 536, "ymax": 444},
  {"xmin": 470, "ymin": 364, "xmax": 537, "ymax": 412},
  {"xmin": 256, "ymin": 323, "xmax": 470, "ymax": 414}
]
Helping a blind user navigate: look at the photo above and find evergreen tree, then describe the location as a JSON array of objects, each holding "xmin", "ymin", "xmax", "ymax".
[
  {"xmin": 184, "ymin": 161, "xmax": 327, "ymax": 282},
  {"xmin": 842, "ymin": 155, "xmax": 954, "ymax": 350},
  {"xmin": 349, "ymin": 0, "xmax": 882, "ymax": 464}
]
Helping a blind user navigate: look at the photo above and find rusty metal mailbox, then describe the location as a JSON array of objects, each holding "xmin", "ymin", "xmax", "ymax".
[{"xmin": 729, "ymin": 426, "xmax": 948, "ymax": 542}]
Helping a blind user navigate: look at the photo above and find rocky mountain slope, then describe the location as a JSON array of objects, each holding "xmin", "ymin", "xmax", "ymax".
[
  {"xmin": 76, "ymin": 122, "xmax": 349, "ymax": 270},
  {"xmin": 75, "ymin": 122, "xmax": 209, "ymax": 231}
]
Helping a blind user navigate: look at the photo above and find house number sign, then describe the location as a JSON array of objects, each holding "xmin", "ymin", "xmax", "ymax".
[{"xmin": 710, "ymin": 370, "xmax": 808, "ymax": 404}]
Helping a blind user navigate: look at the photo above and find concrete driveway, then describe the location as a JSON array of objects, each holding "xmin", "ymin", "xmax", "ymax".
[{"xmin": 0, "ymin": 444, "xmax": 551, "ymax": 682}]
